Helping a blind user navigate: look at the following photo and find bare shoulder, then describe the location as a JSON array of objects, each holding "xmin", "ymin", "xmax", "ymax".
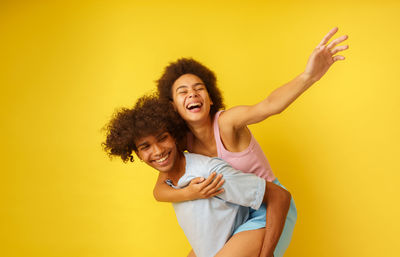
[
  {"xmin": 217, "ymin": 109, "xmax": 236, "ymax": 134},
  {"xmin": 217, "ymin": 108, "xmax": 251, "ymax": 151},
  {"xmin": 218, "ymin": 105, "xmax": 252, "ymax": 131}
]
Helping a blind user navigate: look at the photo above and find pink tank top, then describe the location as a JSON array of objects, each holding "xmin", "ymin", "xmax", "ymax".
[{"xmin": 187, "ymin": 111, "xmax": 276, "ymax": 182}]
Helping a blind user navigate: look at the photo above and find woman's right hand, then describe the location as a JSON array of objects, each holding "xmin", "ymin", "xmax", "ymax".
[
  {"xmin": 303, "ymin": 27, "xmax": 348, "ymax": 83},
  {"xmin": 185, "ymin": 172, "xmax": 225, "ymax": 200}
]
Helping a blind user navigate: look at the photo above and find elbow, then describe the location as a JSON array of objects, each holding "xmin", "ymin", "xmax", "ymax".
[
  {"xmin": 280, "ymin": 187, "xmax": 291, "ymax": 208},
  {"xmin": 262, "ymin": 100, "xmax": 283, "ymax": 117},
  {"xmin": 274, "ymin": 107, "xmax": 285, "ymax": 115},
  {"xmin": 271, "ymin": 183, "xmax": 291, "ymax": 207},
  {"xmin": 153, "ymin": 188, "xmax": 162, "ymax": 202},
  {"xmin": 269, "ymin": 109, "xmax": 283, "ymax": 116},
  {"xmin": 285, "ymin": 189, "xmax": 291, "ymax": 203},
  {"xmin": 264, "ymin": 181, "xmax": 291, "ymax": 208},
  {"xmin": 269, "ymin": 102, "xmax": 285, "ymax": 115}
]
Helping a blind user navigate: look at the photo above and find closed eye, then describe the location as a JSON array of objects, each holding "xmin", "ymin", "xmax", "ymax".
[
  {"xmin": 177, "ymin": 89, "xmax": 188, "ymax": 94},
  {"xmin": 138, "ymin": 144, "xmax": 149, "ymax": 151}
]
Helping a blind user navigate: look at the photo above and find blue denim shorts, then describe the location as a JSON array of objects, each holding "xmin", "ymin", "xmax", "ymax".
[{"xmin": 232, "ymin": 178, "xmax": 297, "ymax": 257}]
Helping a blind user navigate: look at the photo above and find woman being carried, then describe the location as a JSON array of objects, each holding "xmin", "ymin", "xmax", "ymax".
[{"xmin": 154, "ymin": 27, "xmax": 349, "ymax": 257}]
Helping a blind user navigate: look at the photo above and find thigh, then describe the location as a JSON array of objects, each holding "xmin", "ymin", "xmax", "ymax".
[{"xmin": 215, "ymin": 228, "xmax": 265, "ymax": 257}]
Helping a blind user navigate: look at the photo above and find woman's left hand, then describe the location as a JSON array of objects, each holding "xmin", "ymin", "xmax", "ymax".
[{"xmin": 303, "ymin": 27, "xmax": 349, "ymax": 83}]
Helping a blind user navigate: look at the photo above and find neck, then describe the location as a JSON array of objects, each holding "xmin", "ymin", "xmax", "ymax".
[
  {"xmin": 167, "ymin": 152, "xmax": 186, "ymax": 185},
  {"xmin": 187, "ymin": 116, "xmax": 215, "ymax": 146}
]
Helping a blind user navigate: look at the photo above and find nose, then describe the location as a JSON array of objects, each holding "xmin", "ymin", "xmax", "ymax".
[
  {"xmin": 188, "ymin": 88, "xmax": 198, "ymax": 98},
  {"xmin": 152, "ymin": 143, "xmax": 163, "ymax": 156}
]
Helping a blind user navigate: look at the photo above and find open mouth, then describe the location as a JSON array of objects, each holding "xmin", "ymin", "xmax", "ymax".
[
  {"xmin": 153, "ymin": 152, "xmax": 170, "ymax": 165},
  {"xmin": 186, "ymin": 102, "xmax": 202, "ymax": 111}
]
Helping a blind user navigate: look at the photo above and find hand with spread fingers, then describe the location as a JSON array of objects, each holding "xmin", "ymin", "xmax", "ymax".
[
  {"xmin": 304, "ymin": 27, "xmax": 349, "ymax": 83},
  {"xmin": 185, "ymin": 172, "xmax": 225, "ymax": 200}
]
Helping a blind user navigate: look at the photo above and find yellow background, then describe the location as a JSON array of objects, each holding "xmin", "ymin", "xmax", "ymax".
[{"xmin": 1, "ymin": 0, "xmax": 399, "ymax": 256}]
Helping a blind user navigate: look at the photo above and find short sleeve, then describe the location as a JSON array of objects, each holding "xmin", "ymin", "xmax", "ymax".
[{"xmin": 208, "ymin": 157, "xmax": 266, "ymax": 210}]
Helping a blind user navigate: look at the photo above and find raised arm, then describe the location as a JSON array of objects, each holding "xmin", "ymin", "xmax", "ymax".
[
  {"xmin": 153, "ymin": 171, "xmax": 225, "ymax": 202},
  {"xmin": 221, "ymin": 27, "xmax": 349, "ymax": 130}
]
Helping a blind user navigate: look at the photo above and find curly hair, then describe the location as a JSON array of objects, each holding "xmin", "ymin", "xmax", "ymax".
[
  {"xmin": 102, "ymin": 94, "xmax": 188, "ymax": 163},
  {"xmin": 157, "ymin": 58, "xmax": 225, "ymax": 118}
]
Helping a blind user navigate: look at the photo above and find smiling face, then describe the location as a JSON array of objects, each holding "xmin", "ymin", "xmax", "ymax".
[
  {"xmin": 135, "ymin": 131, "xmax": 182, "ymax": 174},
  {"xmin": 171, "ymin": 74, "xmax": 213, "ymax": 124}
]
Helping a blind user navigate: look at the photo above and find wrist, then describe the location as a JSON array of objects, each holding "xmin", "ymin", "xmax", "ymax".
[
  {"xmin": 182, "ymin": 187, "xmax": 192, "ymax": 201},
  {"xmin": 299, "ymin": 72, "xmax": 317, "ymax": 86},
  {"xmin": 184, "ymin": 186, "xmax": 199, "ymax": 201}
]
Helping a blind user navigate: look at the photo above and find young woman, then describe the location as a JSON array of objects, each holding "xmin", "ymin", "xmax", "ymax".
[{"xmin": 154, "ymin": 27, "xmax": 349, "ymax": 257}]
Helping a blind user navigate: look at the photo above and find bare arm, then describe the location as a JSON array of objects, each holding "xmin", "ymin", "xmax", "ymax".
[
  {"xmin": 259, "ymin": 182, "xmax": 292, "ymax": 257},
  {"xmin": 221, "ymin": 27, "xmax": 349, "ymax": 130},
  {"xmin": 153, "ymin": 172, "xmax": 225, "ymax": 202}
]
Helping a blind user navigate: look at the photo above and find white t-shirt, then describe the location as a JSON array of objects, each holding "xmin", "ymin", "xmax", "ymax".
[{"xmin": 167, "ymin": 152, "xmax": 266, "ymax": 257}]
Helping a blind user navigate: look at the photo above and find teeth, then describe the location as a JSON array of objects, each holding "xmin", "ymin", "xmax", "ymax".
[
  {"xmin": 187, "ymin": 103, "xmax": 201, "ymax": 109},
  {"xmin": 155, "ymin": 154, "xmax": 169, "ymax": 163}
]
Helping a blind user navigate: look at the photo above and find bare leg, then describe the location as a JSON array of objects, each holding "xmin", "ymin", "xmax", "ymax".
[{"xmin": 215, "ymin": 228, "xmax": 265, "ymax": 257}]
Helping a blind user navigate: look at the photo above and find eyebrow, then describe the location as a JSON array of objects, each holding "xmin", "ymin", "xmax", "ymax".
[
  {"xmin": 175, "ymin": 82, "xmax": 205, "ymax": 92},
  {"xmin": 156, "ymin": 131, "xmax": 168, "ymax": 139},
  {"xmin": 136, "ymin": 141, "xmax": 149, "ymax": 148}
]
